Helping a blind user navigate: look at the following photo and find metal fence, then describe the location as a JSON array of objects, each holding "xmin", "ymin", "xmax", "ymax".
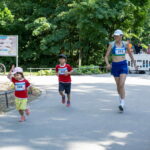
[
  {"xmin": 27, "ymin": 66, "xmax": 108, "ymax": 75},
  {"xmin": 0, "ymin": 90, "xmax": 34, "ymax": 110},
  {"xmin": 27, "ymin": 68, "xmax": 55, "ymax": 76},
  {"xmin": 0, "ymin": 90, "xmax": 14, "ymax": 108}
]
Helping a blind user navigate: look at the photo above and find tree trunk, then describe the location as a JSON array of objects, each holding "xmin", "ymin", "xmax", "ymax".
[{"xmin": 78, "ymin": 49, "xmax": 82, "ymax": 67}]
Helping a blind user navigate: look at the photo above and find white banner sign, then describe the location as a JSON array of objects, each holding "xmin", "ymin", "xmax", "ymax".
[{"xmin": 0, "ymin": 35, "xmax": 18, "ymax": 56}]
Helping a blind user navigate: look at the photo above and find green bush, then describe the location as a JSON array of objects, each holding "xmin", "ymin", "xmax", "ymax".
[
  {"xmin": 30, "ymin": 65, "xmax": 107, "ymax": 76},
  {"xmin": 73, "ymin": 65, "xmax": 101, "ymax": 75},
  {"xmin": 37, "ymin": 69, "xmax": 55, "ymax": 76}
]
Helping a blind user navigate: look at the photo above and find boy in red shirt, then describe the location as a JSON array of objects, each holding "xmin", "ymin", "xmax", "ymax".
[
  {"xmin": 56, "ymin": 54, "xmax": 73, "ymax": 107},
  {"xmin": 8, "ymin": 65, "xmax": 31, "ymax": 122}
]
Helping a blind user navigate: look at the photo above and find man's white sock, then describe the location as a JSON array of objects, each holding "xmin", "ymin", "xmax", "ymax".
[{"xmin": 120, "ymin": 99, "xmax": 125, "ymax": 106}]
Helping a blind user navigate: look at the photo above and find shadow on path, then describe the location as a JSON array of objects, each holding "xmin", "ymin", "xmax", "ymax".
[{"xmin": 0, "ymin": 80, "xmax": 150, "ymax": 150}]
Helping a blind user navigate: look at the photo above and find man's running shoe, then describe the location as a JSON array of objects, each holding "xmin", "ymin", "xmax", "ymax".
[
  {"xmin": 62, "ymin": 95, "xmax": 66, "ymax": 104},
  {"xmin": 119, "ymin": 105, "xmax": 124, "ymax": 112}
]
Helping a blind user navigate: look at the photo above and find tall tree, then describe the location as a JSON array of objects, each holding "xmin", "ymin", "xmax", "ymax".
[{"xmin": 0, "ymin": 0, "xmax": 149, "ymax": 68}]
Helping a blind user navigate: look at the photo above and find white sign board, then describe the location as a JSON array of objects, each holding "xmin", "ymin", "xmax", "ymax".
[
  {"xmin": 0, "ymin": 35, "xmax": 18, "ymax": 56},
  {"xmin": 126, "ymin": 54, "xmax": 150, "ymax": 71}
]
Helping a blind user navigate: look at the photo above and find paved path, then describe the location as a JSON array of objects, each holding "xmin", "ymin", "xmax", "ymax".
[{"xmin": 0, "ymin": 74, "xmax": 150, "ymax": 150}]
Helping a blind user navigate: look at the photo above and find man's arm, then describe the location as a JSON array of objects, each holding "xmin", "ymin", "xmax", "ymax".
[
  {"xmin": 104, "ymin": 44, "xmax": 112, "ymax": 70},
  {"xmin": 127, "ymin": 43, "xmax": 137, "ymax": 69}
]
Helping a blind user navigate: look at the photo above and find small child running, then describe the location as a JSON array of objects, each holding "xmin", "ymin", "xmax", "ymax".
[
  {"xmin": 56, "ymin": 54, "xmax": 73, "ymax": 107},
  {"xmin": 8, "ymin": 65, "xmax": 31, "ymax": 122}
]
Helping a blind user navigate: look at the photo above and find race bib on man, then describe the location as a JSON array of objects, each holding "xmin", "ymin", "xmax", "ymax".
[
  {"xmin": 115, "ymin": 48, "xmax": 125, "ymax": 55},
  {"xmin": 15, "ymin": 82, "xmax": 26, "ymax": 91},
  {"xmin": 58, "ymin": 67, "xmax": 68, "ymax": 75}
]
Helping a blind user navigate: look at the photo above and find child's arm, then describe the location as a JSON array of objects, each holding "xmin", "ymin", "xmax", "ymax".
[
  {"xmin": 65, "ymin": 65, "xmax": 73, "ymax": 76},
  {"xmin": 26, "ymin": 80, "xmax": 34, "ymax": 95},
  {"xmin": 65, "ymin": 70, "xmax": 73, "ymax": 75},
  {"xmin": 7, "ymin": 65, "xmax": 15, "ymax": 80},
  {"xmin": 55, "ymin": 66, "xmax": 59, "ymax": 76},
  {"xmin": 27, "ymin": 85, "xmax": 33, "ymax": 95}
]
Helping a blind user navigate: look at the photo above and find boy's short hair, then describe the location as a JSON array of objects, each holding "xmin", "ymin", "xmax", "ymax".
[{"xmin": 58, "ymin": 54, "xmax": 67, "ymax": 60}]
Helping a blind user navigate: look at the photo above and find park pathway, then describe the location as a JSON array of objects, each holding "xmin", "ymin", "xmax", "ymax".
[{"xmin": 0, "ymin": 74, "xmax": 150, "ymax": 150}]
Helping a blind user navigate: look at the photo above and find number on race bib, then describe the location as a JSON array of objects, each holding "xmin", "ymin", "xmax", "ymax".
[
  {"xmin": 58, "ymin": 68, "xmax": 68, "ymax": 75},
  {"xmin": 115, "ymin": 49, "xmax": 125, "ymax": 55},
  {"xmin": 15, "ymin": 82, "xmax": 26, "ymax": 91}
]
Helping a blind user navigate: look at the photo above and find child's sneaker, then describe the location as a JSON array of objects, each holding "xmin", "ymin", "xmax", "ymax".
[
  {"xmin": 62, "ymin": 96, "xmax": 66, "ymax": 104},
  {"xmin": 66, "ymin": 101, "xmax": 71, "ymax": 107},
  {"xmin": 25, "ymin": 109, "xmax": 30, "ymax": 116},
  {"xmin": 19, "ymin": 116, "xmax": 26, "ymax": 122}
]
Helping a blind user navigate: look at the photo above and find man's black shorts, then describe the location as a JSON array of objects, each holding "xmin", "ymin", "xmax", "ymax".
[{"xmin": 59, "ymin": 82, "xmax": 71, "ymax": 94}]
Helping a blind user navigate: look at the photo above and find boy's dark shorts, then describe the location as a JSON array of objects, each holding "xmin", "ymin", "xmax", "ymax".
[{"xmin": 59, "ymin": 82, "xmax": 71, "ymax": 94}]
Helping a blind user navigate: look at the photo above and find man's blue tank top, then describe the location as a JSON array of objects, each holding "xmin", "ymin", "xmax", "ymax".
[{"xmin": 111, "ymin": 41, "xmax": 127, "ymax": 56}]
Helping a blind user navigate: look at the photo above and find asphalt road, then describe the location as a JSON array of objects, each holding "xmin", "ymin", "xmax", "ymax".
[{"xmin": 0, "ymin": 74, "xmax": 150, "ymax": 150}]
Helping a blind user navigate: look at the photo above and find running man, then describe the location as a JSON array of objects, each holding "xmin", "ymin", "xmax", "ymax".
[{"xmin": 105, "ymin": 29, "xmax": 137, "ymax": 112}]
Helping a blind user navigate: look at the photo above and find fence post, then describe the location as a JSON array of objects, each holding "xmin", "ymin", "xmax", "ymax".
[
  {"xmin": 5, "ymin": 92, "xmax": 9, "ymax": 108},
  {"xmin": 30, "ymin": 68, "xmax": 32, "ymax": 76}
]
